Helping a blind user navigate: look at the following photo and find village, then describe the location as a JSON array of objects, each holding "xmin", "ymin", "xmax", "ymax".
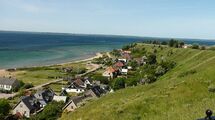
[
  {"xmin": 0, "ymin": 44, "xmax": 143, "ymax": 119},
  {"xmin": 0, "ymin": 40, "xmax": 205, "ymax": 119}
]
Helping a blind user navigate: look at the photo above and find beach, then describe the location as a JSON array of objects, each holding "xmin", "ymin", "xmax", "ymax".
[{"xmin": 0, "ymin": 52, "xmax": 103, "ymax": 78}]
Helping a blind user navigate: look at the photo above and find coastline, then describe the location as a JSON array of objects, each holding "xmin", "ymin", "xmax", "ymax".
[{"xmin": 0, "ymin": 52, "xmax": 103, "ymax": 77}]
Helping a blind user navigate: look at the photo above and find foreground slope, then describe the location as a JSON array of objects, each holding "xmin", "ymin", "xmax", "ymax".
[{"xmin": 61, "ymin": 45, "xmax": 215, "ymax": 120}]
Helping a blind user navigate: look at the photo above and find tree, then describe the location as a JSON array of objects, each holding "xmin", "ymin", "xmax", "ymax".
[
  {"xmin": 179, "ymin": 41, "xmax": 185, "ymax": 48},
  {"xmin": 161, "ymin": 41, "xmax": 168, "ymax": 45},
  {"xmin": 168, "ymin": 39, "xmax": 175, "ymax": 47},
  {"xmin": 128, "ymin": 60, "xmax": 138, "ymax": 69},
  {"xmin": 112, "ymin": 78, "xmax": 125, "ymax": 90},
  {"xmin": 0, "ymin": 99, "xmax": 11, "ymax": 119},
  {"xmin": 191, "ymin": 44, "xmax": 199, "ymax": 49},
  {"xmin": 200, "ymin": 46, "xmax": 206, "ymax": 50},
  {"xmin": 147, "ymin": 54, "xmax": 157, "ymax": 64}
]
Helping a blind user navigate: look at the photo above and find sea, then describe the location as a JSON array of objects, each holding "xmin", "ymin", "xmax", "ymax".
[{"xmin": 0, "ymin": 31, "xmax": 214, "ymax": 69}]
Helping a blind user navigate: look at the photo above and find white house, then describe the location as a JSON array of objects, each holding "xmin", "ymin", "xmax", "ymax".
[
  {"xmin": 120, "ymin": 68, "xmax": 128, "ymax": 75},
  {"xmin": 117, "ymin": 58, "xmax": 127, "ymax": 63},
  {"xmin": 53, "ymin": 95, "xmax": 67, "ymax": 103},
  {"xmin": 0, "ymin": 77, "xmax": 19, "ymax": 91},
  {"xmin": 62, "ymin": 84, "xmax": 85, "ymax": 93}
]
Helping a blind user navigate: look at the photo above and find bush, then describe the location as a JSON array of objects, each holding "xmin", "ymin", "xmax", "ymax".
[
  {"xmin": 126, "ymin": 78, "xmax": 138, "ymax": 86},
  {"xmin": 0, "ymin": 99, "xmax": 11, "ymax": 119},
  {"xmin": 91, "ymin": 74, "xmax": 109, "ymax": 84},
  {"xmin": 31, "ymin": 101, "xmax": 64, "ymax": 120},
  {"xmin": 147, "ymin": 54, "xmax": 157, "ymax": 64},
  {"xmin": 112, "ymin": 78, "xmax": 126, "ymax": 90},
  {"xmin": 23, "ymin": 83, "xmax": 34, "ymax": 89},
  {"xmin": 191, "ymin": 44, "xmax": 199, "ymax": 49}
]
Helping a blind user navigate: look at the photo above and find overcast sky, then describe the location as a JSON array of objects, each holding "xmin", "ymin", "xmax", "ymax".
[{"xmin": 0, "ymin": 0, "xmax": 215, "ymax": 39}]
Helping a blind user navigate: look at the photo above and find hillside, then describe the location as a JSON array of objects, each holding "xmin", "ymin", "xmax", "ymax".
[{"xmin": 60, "ymin": 44, "xmax": 215, "ymax": 120}]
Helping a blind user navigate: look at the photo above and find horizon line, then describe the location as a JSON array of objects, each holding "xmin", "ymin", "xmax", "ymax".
[{"xmin": 0, "ymin": 29, "xmax": 215, "ymax": 41}]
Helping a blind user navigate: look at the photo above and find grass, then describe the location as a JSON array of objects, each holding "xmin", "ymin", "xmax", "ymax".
[
  {"xmin": 46, "ymin": 81, "xmax": 68, "ymax": 94},
  {"xmin": 13, "ymin": 62, "xmax": 87, "ymax": 86},
  {"xmin": 60, "ymin": 44, "xmax": 215, "ymax": 120}
]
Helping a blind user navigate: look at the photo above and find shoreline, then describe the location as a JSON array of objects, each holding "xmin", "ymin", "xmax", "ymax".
[{"xmin": 0, "ymin": 52, "xmax": 103, "ymax": 76}]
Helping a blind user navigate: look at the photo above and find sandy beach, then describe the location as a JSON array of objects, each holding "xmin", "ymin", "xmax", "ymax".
[{"xmin": 0, "ymin": 52, "xmax": 103, "ymax": 77}]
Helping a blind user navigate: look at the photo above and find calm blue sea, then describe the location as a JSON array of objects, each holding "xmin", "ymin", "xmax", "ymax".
[{"xmin": 0, "ymin": 31, "xmax": 214, "ymax": 69}]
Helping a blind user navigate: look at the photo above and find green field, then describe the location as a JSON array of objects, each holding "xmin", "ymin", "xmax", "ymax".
[
  {"xmin": 14, "ymin": 62, "xmax": 86, "ymax": 86},
  {"xmin": 60, "ymin": 44, "xmax": 215, "ymax": 120}
]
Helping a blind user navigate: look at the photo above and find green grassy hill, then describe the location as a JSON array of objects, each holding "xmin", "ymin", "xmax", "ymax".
[{"xmin": 60, "ymin": 44, "xmax": 215, "ymax": 120}]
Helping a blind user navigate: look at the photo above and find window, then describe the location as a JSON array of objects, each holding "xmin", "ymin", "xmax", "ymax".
[
  {"xmin": 6, "ymin": 85, "xmax": 10, "ymax": 88},
  {"xmin": 20, "ymin": 104, "xmax": 23, "ymax": 108},
  {"xmin": 0, "ymin": 85, "xmax": 3, "ymax": 88}
]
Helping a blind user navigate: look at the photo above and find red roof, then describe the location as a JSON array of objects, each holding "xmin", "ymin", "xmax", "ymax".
[
  {"xmin": 114, "ymin": 61, "xmax": 124, "ymax": 67},
  {"xmin": 106, "ymin": 66, "xmax": 118, "ymax": 73}
]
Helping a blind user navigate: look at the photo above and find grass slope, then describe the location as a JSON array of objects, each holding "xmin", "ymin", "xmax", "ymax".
[{"xmin": 61, "ymin": 45, "xmax": 215, "ymax": 120}]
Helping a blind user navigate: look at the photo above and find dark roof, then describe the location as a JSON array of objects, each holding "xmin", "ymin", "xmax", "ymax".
[
  {"xmin": 71, "ymin": 96, "xmax": 86, "ymax": 105},
  {"xmin": 63, "ymin": 96, "xmax": 86, "ymax": 110},
  {"xmin": 73, "ymin": 79, "xmax": 85, "ymax": 87},
  {"xmin": 34, "ymin": 89, "xmax": 55, "ymax": 104},
  {"xmin": 0, "ymin": 77, "xmax": 18, "ymax": 85},
  {"xmin": 88, "ymin": 86, "xmax": 104, "ymax": 97},
  {"xmin": 20, "ymin": 96, "xmax": 40, "ymax": 112}
]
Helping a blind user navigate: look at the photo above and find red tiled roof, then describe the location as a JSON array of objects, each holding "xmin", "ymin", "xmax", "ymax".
[
  {"xmin": 106, "ymin": 66, "xmax": 118, "ymax": 73},
  {"xmin": 114, "ymin": 61, "xmax": 124, "ymax": 67}
]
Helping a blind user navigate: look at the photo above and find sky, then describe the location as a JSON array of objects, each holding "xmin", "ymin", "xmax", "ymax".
[{"xmin": 0, "ymin": 0, "xmax": 215, "ymax": 39}]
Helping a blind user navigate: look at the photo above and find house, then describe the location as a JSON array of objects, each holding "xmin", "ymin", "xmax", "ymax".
[
  {"xmin": 13, "ymin": 96, "xmax": 41, "ymax": 118},
  {"xmin": 83, "ymin": 77, "xmax": 92, "ymax": 86},
  {"xmin": 53, "ymin": 95, "xmax": 68, "ymax": 103},
  {"xmin": 63, "ymin": 96, "xmax": 86, "ymax": 112},
  {"xmin": 102, "ymin": 66, "xmax": 118, "ymax": 79},
  {"xmin": 84, "ymin": 86, "xmax": 104, "ymax": 98},
  {"xmin": 62, "ymin": 84, "xmax": 85, "ymax": 93},
  {"xmin": 114, "ymin": 61, "xmax": 125, "ymax": 68},
  {"xmin": 121, "ymin": 52, "xmax": 132, "ymax": 61},
  {"xmin": 120, "ymin": 68, "xmax": 128, "ymax": 75},
  {"xmin": 117, "ymin": 58, "xmax": 127, "ymax": 63},
  {"xmin": 0, "ymin": 77, "xmax": 20, "ymax": 91},
  {"xmin": 34, "ymin": 89, "xmax": 55, "ymax": 107}
]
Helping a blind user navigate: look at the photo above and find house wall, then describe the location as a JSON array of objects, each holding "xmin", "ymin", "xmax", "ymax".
[
  {"xmin": 102, "ymin": 72, "xmax": 113, "ymax": 78},
  {"xmin": 63, "ymin": 88, "xmax": 84, "ymax": 93},
  {"xmin": 85, "ymin": 90, "xmax": 98, "ymax": 98},
  {"xmin": 65, "ymin": 101, "xmax": 77, "ymax": 112},
  {"xmin": 13, "ymin": 101, "xmax": 31, "ymax": 118},
  {"xmin": 0, "ymin": 84, "xmax": 12, "ymax": 91}
]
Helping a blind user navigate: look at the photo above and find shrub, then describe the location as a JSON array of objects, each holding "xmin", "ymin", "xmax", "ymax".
[
  {"xmin": 91, "ymin": 74, "xmax": 109, "ymax": 84},
  {"xmin": 31, "ymin": 101, "xmax": 64, "ymax": 120},
  {"xmin": 126, "ymin": 77, "xmax": 138, "ymax": 86},
  {"xmin": 23, "ymin": 83, "xmax": 34, "ymax": 89},
  {"xmin": 112, "ymin": 78, "xmax": 126, "ymax": 90},
  {"xmin": 0, "ymin": 99, "xmax": 11, "ymax": 119},
  {"xmin": 191, "ymin": 44, "xmax": 199, "ymax": 49},
  {"xmin": 147, "ymin": 54, "xmax": 157, "ymax": 64},
  {"xmin": 208, "ymin": 84, "xmax": 215, "ymax": 93}
]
